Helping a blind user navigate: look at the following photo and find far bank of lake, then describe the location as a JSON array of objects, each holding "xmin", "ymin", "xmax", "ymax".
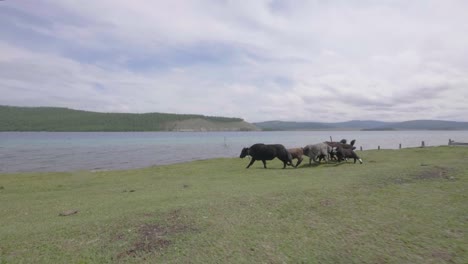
[{"xmin": 1, "ymin": 130, "xmax": 467, "ymax": 173}]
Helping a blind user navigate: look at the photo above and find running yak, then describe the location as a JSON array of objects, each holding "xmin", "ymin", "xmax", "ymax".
[{"xmin": 240, "ymin": 143, "xmax": 293, "ymax": 169}]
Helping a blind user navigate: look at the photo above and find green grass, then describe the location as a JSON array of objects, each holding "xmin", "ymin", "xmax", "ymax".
[{"xmin": 1, "ymin": 146, "xmax": 467, "ymax": 263}]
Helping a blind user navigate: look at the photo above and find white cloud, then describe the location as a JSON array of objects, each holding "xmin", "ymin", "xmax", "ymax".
[{"xmin": 1, "ymin": 0, "xmax": 468, "ymax": 122}]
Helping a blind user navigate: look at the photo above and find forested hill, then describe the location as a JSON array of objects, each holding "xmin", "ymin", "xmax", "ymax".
[{"xmin": 0, "ymin": 106, "xmax": 259, "ymax": 131}]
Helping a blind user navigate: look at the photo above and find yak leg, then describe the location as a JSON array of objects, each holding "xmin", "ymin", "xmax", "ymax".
[
  {"xmin": 295, "ymin": 157, "xmax": 303, "ymax": 168},
  {"xmin": 246, "ymin": 158, "xmax": 256, "ymax": 168},
  {"xmin": 316, "ymin": 156, "xmax": 322, "ymax": 163},
  {"xmin": 283, "ymin": 159, "xmax": 292, "ymax": 169},
  {"xmin": 262, "ymin": 160, "xmax": 267, "ymax": 169},
  {"xmin": 312, "ymin": 155, "xmax": 318, "ymax": 164},
  {"xmin": 323, "ymin": 154, "xmax": 329, "ymax": 163},
  {"xmin": 354, "ymin": 158, "xmax": 363, "ymax": 164}
]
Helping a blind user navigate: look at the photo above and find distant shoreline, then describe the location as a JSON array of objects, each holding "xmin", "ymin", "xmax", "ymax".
[{"xmin": 3, "ymin": 105, "xmax": 468, "ymax": 132}]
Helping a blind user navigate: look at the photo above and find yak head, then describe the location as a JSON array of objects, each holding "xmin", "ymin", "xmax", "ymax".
[{"xmin": 239, "ymin": 147, "xmax": 250, "ymax": 158}]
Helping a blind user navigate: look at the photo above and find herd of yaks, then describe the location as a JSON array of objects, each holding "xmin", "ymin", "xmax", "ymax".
[{"xmin": 239, "ymin": 139, "xmax": 363, "ymax": 169}]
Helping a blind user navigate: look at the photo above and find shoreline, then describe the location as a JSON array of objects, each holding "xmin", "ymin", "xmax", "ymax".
[{"xmin": 0, "ymin": 146, "xmax": 453, "ymax": 174}]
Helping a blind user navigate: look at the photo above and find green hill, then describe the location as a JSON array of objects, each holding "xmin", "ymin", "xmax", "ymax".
[{"xmin": 0, "ymin": 105, "xmax": 259, "ymax": 131}]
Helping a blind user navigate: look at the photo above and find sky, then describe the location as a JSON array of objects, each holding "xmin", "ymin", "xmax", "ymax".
[{"xmin": 1, "ymin": 0, "xmax": 468, "ymax": 122}]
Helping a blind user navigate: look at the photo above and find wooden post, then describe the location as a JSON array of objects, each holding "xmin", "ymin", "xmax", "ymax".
[
  {"xmin": 399, "ymin": 143, "xmax": 402, "ymax": 149},
  {"xmin": 360, "ymin": 146, "xmax": 363, "ymax": 151},
  {"xmin": 421, "ymin": 141, "xmax": 425, "ymax": 148},
  {"xmin": 378, "ymin": 146, "xmax": 380, "ymax": 150}
]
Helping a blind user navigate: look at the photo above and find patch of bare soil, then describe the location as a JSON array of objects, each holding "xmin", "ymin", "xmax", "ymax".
[
  {"xmin": 392, "ymin": 166, "xmax": 456, "ymax": 185},
  {"xmin": 431, "ymin": 249, "xmax": 454, "ymax": 263},
  {"xmin": 123, "ymin": 224, "xmax": 172, "ymax": 257},
  {"xmin": 415, "ymin": 166, "xmax": 455, "ymax": 181},
  {"xmin": 117, "ymin": 209, "xmax": 195, "ymax": 259},
  {"xmin": 320, "ymin": 199, "xmax": 335, "ymax": 207}
]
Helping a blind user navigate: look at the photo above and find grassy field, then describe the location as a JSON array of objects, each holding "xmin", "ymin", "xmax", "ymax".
[{"xmin": 1, "ymin": 146, "xmax": 467, "ymax": 263}]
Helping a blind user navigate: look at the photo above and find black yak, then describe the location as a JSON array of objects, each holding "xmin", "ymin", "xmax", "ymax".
[
  {"xmin": 240, "ymin": 143, "xmax": 293, "ymax": 169},
  {"xmin": 325, "ymin": 139, "xmax": 357, "ymax": 160},
  {"xmin": 325, "ymin": 139, "xmax": 356, "ymax": 150},
  {"xmin": 336, "ymin": 145, "xmax": 363, "ymax": 164}
]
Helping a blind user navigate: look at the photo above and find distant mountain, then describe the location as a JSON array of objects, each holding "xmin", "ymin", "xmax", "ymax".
[
  {"xmin": 254, "ymin": 120, "xmax": 394, "ymax": 131},
  {"xmin": 331, "ymin": 120, "xmax": 396, "ymax": 130},
  {"xmin": 0, "ymin": 105, "xmax": 259, "ymax": 131},
  {"xmin": 364, "ymin": 120, "xmax": 468, "ymax": 131},
  {"xmin": 254, "ymin": 119, "xmax": 468, "ymax": 131}
]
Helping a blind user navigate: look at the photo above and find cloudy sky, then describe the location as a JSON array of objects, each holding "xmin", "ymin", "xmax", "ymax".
[{"xmin": 1, "ymin": 0, "xmax": 468, "ymax": 122}]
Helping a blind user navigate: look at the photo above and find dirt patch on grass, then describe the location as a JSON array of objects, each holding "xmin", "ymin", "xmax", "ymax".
[
  {"xmin": 320, "ymin": 199, "xmax": 335, "ymax": 207},
  {"xmin": 389, "ymin": 166, "xmax": 456, "ymax": 185},
  {"xmin": 430, "ymin": 249, "xmax": 454, "ymax": 263},
  {"xmin": 117, "ymin": 209, "xmax": 195, "ymax": 259},
  {"xmin": 123, "ymin": 224, "xmax": 172, "ymax": 257},
  {"xmin": 415, "ymin": 166, "xmax": 455, "ymax": 181}
]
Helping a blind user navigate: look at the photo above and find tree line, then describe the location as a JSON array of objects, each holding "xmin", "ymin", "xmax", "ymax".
[{"xmin": 0, "ymin": 106, "xmax": 244, "ymax": 131}]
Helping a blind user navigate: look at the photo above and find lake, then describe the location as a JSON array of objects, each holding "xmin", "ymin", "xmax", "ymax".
[{"xmin": 1, "ymin": 131, "xmax": 467, "ymax": 173}]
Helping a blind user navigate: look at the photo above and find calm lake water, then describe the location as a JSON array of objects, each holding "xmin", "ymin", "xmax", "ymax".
[{"xmin": 1, "ymin": 131, "xmax": 467, "ymax": 173}]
